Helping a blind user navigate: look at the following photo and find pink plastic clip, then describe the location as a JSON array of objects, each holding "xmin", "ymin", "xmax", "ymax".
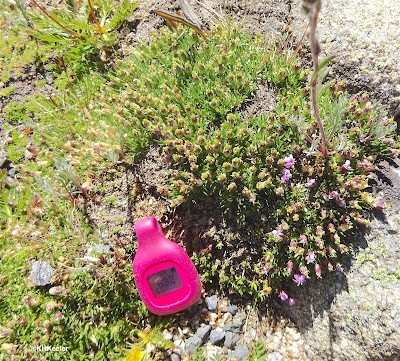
[{"xmin": 133, "ymin": 217, "xmax": 201, "ymax": 315}]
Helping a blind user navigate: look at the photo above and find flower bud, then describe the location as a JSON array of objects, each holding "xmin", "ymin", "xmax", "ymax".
[
  {"xmin": 315, "ymin": 264, "xmax": 322, "ymax": 278},
  {"xmin": 49, "ymin": 287, "xmax": 63, "ymax": 296}
]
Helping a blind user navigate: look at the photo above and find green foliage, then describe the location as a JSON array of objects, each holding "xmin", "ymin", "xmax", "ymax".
[
  {"xmin": 0, "ymin": 85, "xmax": 15, "ymax": 98},
  {"xmin": 21, "ymin": 0, "xmax": 138, "ymax": 76},
  {"xmin": 3, "ymin": 100, "xmax": 35, "ymax": 125},
  {"xmin": 0, "ymin": 170, "xmax": 30, "ymax": 230},
  {"xmin": 5, "ymin": 130, "xmax": 28, "ymax": 163},
  {"xmin": 0, "ymin": 23, "xmax": 54, "ymax": 83},
  {"xmin": 248, "ymin": 340, "xmax": 268, "ymax": 361}
]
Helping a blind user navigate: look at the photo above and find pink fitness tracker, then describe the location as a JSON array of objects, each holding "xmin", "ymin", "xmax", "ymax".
[{"xmin": 133, "ymin": 217, "xmax": 202, "ymax": 315}]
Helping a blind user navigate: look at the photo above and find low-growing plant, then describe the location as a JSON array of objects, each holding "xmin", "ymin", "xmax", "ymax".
[
  {"xmin": 80, "ymin": 23, "xmax": 399, "ymax": 302},
  {"xmin": 33, "ymin": 14, "xmax": 400, "ymax": 302},
  {"xmin": 16, "ymin": 0, "xmax": 138, "ymax": 77}
]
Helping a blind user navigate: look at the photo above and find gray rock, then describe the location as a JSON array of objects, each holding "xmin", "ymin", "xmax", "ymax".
[
  {"xmin": 222, "ymin": 323, "xmax": 241, "ymax": 334},
  {"xmin": 278, "ymin": 161, "xmax": 400, "ymax": 360},
  {"xmin": 185, "ymin": 335, "xmax": 202, "ymax": 354},
  {"xmin": 7, "ymin": 167, "xmax": 16, "ymax": 178},
  {"xmin": 266, "ymin": 352, "xmax": 284, "ymax": 361},
  {"xmin": 30, "ymin": 261, "xmax": 55, "ymax": 286},
  {"xmin": 227, "ymin": 304, "xmax": 238, "ymax": 316},
  {"xmin": 232, "ymin": 345, "xmax": 249, "ymax": 361},
  {"xmin": 196, "ymin": 325, "xmax": 211, "ymax": 341},
  {"xmin": 205, "ymin": 295, "xmax": 218, "ymax": 311},
  {"xmin": 170, "ymin": 354, "xmax": 180, "ymax": 361},
  {"xmin": 209, "ymin": 330, "xmax": 225, "ymax": 345},
  {"xmin": 232, "ymin": 312, "xmax": 246, "ymax": 326},
  {"xmin": 224, "ymin": 331, "xmax": 240, "ymax": 349}
]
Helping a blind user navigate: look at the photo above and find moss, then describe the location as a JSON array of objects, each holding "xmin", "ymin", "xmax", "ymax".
[
  {"xmin": 5, "ymin": 130, "xmax": 28, "ymax": 163},
  {"xmin": 0, "ymin": 85, "xmax": 15, "ymax": 98},
  {"xmin": 3, "ymin": 101, "xmax": 31, "ymax": 125}
]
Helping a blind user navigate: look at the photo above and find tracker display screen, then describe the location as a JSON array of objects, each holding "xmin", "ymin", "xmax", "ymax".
[{"xmin": 147, "ymin": 267, "xmax": 183, "ymax": 298}]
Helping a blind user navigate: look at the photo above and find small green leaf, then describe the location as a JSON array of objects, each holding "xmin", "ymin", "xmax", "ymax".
[{"xmin": 310, "ymin": 55, "xmax": 335, "ymax": 83}]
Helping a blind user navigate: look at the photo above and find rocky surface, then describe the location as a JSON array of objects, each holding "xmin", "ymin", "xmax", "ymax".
[
  {"xmin": 153, "ymin": 295, "xmax": 315, "ymax": 360},
  {"xmin": 291, "ymin": 0, "xmax": 400, "ymax": 119}
]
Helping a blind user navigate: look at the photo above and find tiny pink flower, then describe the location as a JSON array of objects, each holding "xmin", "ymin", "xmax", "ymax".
[
  {"xmin": 316, "ymin": 226, "xmax": 325, "ymax": 235},
  {"xmin": 315, "ymin": 263, "xmax": 322, "ymax": 278},
  {"xmin": 283, "ymin": 155, "xmax": 296, "ymax": 169},
  {"xmin": 305, "ymin": 178, "xmax": 316, "ymax": 188},
  {"xmin": 281, "ymin": 169, "xmax": 292, "ymax": 182},
  {"xmin": 357, "ymin": 161, "xmax": 367, "ymax": 170},
  {"xmin": 293, "ymin": 273, "xmax": 305, "ymax": 286},
  {"xmin": 264, "ymin": 263, "xmax": 272, "ymax": 273},
  {"xmin": 53, "ymin": 311, "xmax": 63, "ymax": 322},
  {"xmin": 299, "ymin": 234, "xmax": 307, "ymax": 244},
  {"xmin": 329, "ymin": 191, "xmax": 339, "ymax": 199},
  {"xmin": 272, "ymin": 227, "xmax": 284, "ymax": 239},
  {"xmin": 339, "ymin": 160, "xmax": 352, "ymax": 172},
  {"xmin": 323, "ymin": 193, "xmax": 330, "ymax": 201},
  {"xmin": 299, "ymin": 265, "xmax": 309, "ymax": 275},
  {"xmin": 279, "ymin": 290, "xmax": 288, "ymax": 301},
  {"xmin": 305, "ymin": 252, "xmax": 315, "ymax": 264},
  {"xmin": 288, "ymin": 298, "xmax": 296, "ymax": 306},
  {"xmin": 287, "ymin": 261, "xmax": 294, "ymax": 274}
]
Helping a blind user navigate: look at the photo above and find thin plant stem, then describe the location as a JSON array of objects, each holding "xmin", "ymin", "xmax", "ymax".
[
  {"xmin": 87, "ymin": 0, "xmax": 103, "ymax": 33},
  {"xmin": 30, "ymin": 0, "xmax": 79, "ymax": 38},
  {"xmin": 309, "ymin": 5, "xmax": 329, "ymax": 156}
]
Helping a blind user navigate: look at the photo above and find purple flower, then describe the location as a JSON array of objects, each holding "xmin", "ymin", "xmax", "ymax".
[
  {"xmin": 279, "ymin": 290, "xmax": 288, "ymax": 301},
  {"xmin": 283, "ymin": 155, "xmax": 296, "ymax": 168},
  {"xmin": 293, "ymin": 273, "xmax": 306, "ymax": 286},
  {"xmin": 339, "ymin": 160, "xmax": 352, "ymax": 172},
  {"xmin": 281, "ymin": 169, "xmax": 292, "ymax": 182},
  {"xmin": 305, "ymin": 178, "xmax": 316, "ymax": 188},
  {"xmin": 264, "ymin": 263, "xmax": 272, "ymax": 273},
  {"xmin": 299, "ymin": 234, "xmax": 307, "ymax": 244},
  {"xmin": 272, "ymin": 227, "xmax": 284, "ymax": 239},
  {"xmin": 329, "ymin": 191, "xmax": 339, "ymax": 199},
  {"xmin": 53, "ymin": 311, "xmax": 63, "ymax": 322},
  {"xmin": 305, "ymin": 252, "xmax": 315, "ymax": 264},
  {"xmin": 288, "ymin": 298, "xmax": 296, "ymax": 306}
]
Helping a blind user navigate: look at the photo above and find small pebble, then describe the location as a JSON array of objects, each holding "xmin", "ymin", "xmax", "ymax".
[
  {"xmin": 224, "ymin": 331, "xmax": 240, "ymax": 349},
  {"xmin": 206, "ymin": 295, "xmax": 218, "ymax": 311},
  {"xmin": 222, "ymin": 312, "xmax": 233, "ymax": 324},
  {"xmin": 196, "ymin": 325, "xmax": 211, "ymax": 341},
  {"xmin": 170, "ymin": 354, "xmax": 180, "ymax": 361},
  {"xmin": 185, "ymin": 335, "xmax": 202, "ymax": 354},
  {"xmin": 209, "ymin": 330, "xmax": 225, "ymax": 345},
  {"xmin": 223, "ymin": 323, "xmax": 241, "ymax": 334},
  {"xmin": 232, "ymin": 345, "xmax": 249, "ymax": 361},
  {"xmin": 227, "ymin": 304, "xmax": 239, "ymax": 316}
]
